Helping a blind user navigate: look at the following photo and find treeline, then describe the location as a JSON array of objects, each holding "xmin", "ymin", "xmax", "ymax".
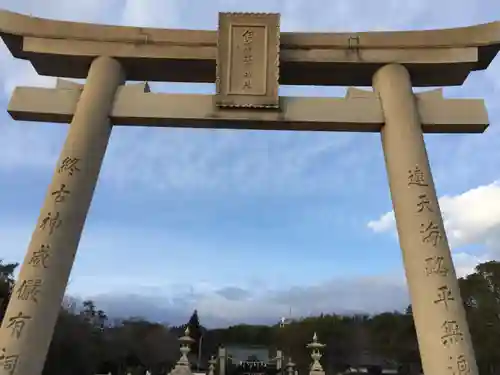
[{"xmin": 0, "ymin": 261, "xmax": 499, "ymax": 375}]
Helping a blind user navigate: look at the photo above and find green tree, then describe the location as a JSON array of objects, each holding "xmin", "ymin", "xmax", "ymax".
[
  {"xmin": 187, "ymin": 309, "xmax": 203, "ymax": 356},
  {"xmin": 81, "ymin": 300, "xmax": 108, "ymax": 329},
  {"xmin": 0, "ymin": 260, "xmax": 19, "ymax": 322},
  {"xmin": 18, "ymin": 260, "xmax": 500, "ymax": 375},
  {"xmin": 106, "ymin": 318, "xmax": 179, "ymax": 375},
  {"xmin": 459, "ymin": 261, "xmax": 500, "ymax": 375},
  {"xmin": 43, "ymin": 304, "xmax": 102, "ymax": 375}
]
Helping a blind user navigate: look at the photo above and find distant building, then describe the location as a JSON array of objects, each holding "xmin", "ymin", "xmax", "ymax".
[
  {"xmin": 223, "ymin": 345, "xmax": 280, "ymax": 375},
  {"xmin": 226, "ymin": 345, "xmax": 270, "ymax": 364},
  {"xmin": 342, "ymin": 350, "xmax": 399, "ymax": 375}
]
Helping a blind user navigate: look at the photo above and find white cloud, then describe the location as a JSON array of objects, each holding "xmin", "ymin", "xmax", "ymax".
[
  {"xmin": 87, "ymin": 275, "xmax": 409, "ymax": 327},
  {"xmin": 367, "ymin": 211, "xmax": 394, "ymax": 233},
  {"xmin": 440, "ymin": 182, "xmax": 500, "ymax": 247},
  {"xmin": 195, "ymin": 275, "xmax": 409, "ymax": 325},
  {"xmin": 99, "ymin": 127, "xmax": 363, "ymax": 196},
  {"xmin": 453, "ymin": 252, "xmax": 490, "ymax": 279},
  {"xmin": 368, "ymin": 180, "xmax": 500, "ymax": 271}
]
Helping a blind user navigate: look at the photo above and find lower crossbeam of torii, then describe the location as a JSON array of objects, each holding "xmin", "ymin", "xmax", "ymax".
[
  {"xmin": 0, "ymin": 8, "xmax": 499, "ymax": 375},
  {"xmin": 8, "ymin": 80, "xmax": 488, "ymax": 133}
]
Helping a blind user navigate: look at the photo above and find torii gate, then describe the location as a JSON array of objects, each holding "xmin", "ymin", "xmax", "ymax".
[{"xmin": 0, "ymin": 10, "xmax": 499, "ymax": 375}]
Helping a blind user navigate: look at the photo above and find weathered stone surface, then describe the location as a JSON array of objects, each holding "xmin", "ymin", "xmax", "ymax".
[
  {"xmin": 216, "ymin": 12, "xmax": 280, "ymax": 108},
  {"xmin": 374, "ymin": 63, "xmax": 479, "ymax": 375},
  {"xmin": 1, "ymin": 9, "xmax": 499, "ymax": 85},
  {"xmin": 0, "ymin": 56, "xmax": 125, "ymax": 375}
]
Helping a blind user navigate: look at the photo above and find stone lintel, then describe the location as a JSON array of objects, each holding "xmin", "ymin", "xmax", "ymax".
[
  {"xmin": 118, "ymin": 81, "xmax": 151, "ymax": 93},
  {"xmin": 7, "ymin": 87, "xmax": 488, "ymax": 133},
  {"xmin": 345, "ymin": 87, "xmax": 444, "ymax": 100},
  {"xmin": 1, "ymin": 9, "xmax": 498, "ymax": 86},
  {"xmin": 55, "ymin": 78, "xmax": 83, "ymax": 90},
  {"xmin": 19, "ymin": 36, "xmax": 478, "ymax": 86}
]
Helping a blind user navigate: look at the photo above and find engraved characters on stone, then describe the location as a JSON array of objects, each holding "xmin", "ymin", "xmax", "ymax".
[
  {"xmin": 6, "ymin": 154, "xmax": 82, "ymax": 358},
  {"xmin": 407, "ymin": 162, "xmax": 468, "ymax": 371},
  {"xmin": 216, "ymin": 13, "xmax": 280, "ymax": 108},
  {"xmin": 51, "ymin": 184, "xmax": 70, "ymax": 203},
  {"xmin": 448, "ymin": 354, "xmax": 471, "ymax": 375},
  {"xmin": 420, "ymin": 220, "xmax": 442, "ymax": 247},
  {"xmin": 0, "ymin": 349, "xmax": 19, "ymax": 375},
  {"xmin": 58, "ymin": 157, "xmax": 81, "ymax": 176},
  {"xmin": 6, "ymin": 312, "xmax": 31, "ymax": 339},
  {"xmin": 28, "ymin": 245, "xmax": 50, "ymax": 269},
  {"xmin": 15, "ymin": 279, "xmax": 42, "ymax": 303},
  {"xmin": 242, "ymin": 29, "xmax": 254, "ymax": 90},
  {"xmin": 408, "ymin": 165, "xmax": 428, "ymax": 187},
  {"xmin": 417, "ymin": 193, "xmax": 433, "ymax": 212},
  {"xmin": 407, "ymin": 164, "xmax": 445, "ymax": 249},
  {"xmin": 425, "ymin": 256, "xmax": 449, "ymax": 276},
  {"xmin": 441, "ymin": 320, "xmax": 464, "ymax": 347},
  {"xmin": 434, "ymin": 285, "xmax": 454, "ymax": 310},
  {"xmin": 39, "ymin": 212, "xmax": 62, "ymax": 235}
]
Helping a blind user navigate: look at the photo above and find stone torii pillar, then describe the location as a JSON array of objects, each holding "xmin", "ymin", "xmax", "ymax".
[
  {"xmin": 0, "ymin": 56, "xmax": 125, "ymax": 375},
  {"xmin": 373, "ymin": 64, "xmax": 478, "ymax": 375}
]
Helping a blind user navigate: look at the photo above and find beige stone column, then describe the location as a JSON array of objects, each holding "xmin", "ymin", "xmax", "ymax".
[
  {"xmin": 0, "ymin": 56, "xmax": 125, "ymax": 375},
  {"xmin": 373, "ymin": 63, "xmax": 478, "ymax": 375}
]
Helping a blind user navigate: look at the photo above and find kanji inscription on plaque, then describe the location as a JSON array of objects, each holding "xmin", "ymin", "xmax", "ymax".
[{"xmin": 216, "ymin": 12, "xmax": 280, "ymax": 108}]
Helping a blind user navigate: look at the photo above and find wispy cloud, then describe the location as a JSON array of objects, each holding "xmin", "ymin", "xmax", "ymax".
[
  {"xmin": 89, "ymin": 275, "xmax": 410, "ymax": 327},
  {"xmin": 1, "ymin": 0, "xmax": 499, "ymax": 197}
]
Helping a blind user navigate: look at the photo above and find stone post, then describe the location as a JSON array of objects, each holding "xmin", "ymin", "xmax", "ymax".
[
  {"xmin": 373, "ymin": 63, "xmax": 478, "ymax": 375},
  {"xmin": 276, "ymin": 349, "xmax": 283, "ymax": 372},
  {"xmin": 217, "ymin": 347, "xmax": 226, "ymax": 375},
  {"xmin": 0, "ymin": 56, "xmax": 125, "ymax": 375}
]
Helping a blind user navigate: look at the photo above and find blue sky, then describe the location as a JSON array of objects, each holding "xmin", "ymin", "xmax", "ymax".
[{"xmin": 1, "ymin": 0, "xmax": 500, "ymax": 327}]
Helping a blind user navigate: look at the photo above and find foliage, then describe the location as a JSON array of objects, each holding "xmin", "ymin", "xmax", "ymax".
[
  {"xmin": 0, "ymin": 259, "xmax": 19, "ymax": 321},
  {"xmin": 0, "ymin": 261, "xmax": 499, "ymax": 375},
  {"xmin": 187, "ymin": 309, "xmax": 203, "ymax": 355}
]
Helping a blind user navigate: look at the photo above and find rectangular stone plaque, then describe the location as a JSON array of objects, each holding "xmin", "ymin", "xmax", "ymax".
[{"xmin": 216, "ymin": 12, "xmax": 280, "ymax": 108}]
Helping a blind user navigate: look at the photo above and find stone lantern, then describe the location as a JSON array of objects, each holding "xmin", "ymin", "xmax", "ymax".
[
  {"xmin": 306, "ymin": 333, "xmax": 325, "ymax": 375},
  {"xmin": 168, "ymin": 327, "xmax": 195, "ymax": 375}
]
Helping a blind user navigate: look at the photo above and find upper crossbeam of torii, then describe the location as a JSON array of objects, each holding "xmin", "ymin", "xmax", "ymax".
[
  {"xmin": 1, "ymin": 9, "xmax": 500, "ymax": 375},
  {"xmin": 1, "ymin": 10, "xmax": 499, "ymax": 133},
  {"xmin": 0, "ymin": 9, "xmax": 500, "ymax": 86}
]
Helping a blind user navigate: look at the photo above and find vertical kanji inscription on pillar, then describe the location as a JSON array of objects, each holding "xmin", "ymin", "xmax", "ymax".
[
  {"xmin": 0, "ymin": 56, "xmax": 125, "ymax": 375},
  {"xmin": 374, "ymin": 63, "xmax": 479, "ymax": 375},
  {"xmin": 216, "ymin": 12, "xmax": 280, "ymax": 108}
]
